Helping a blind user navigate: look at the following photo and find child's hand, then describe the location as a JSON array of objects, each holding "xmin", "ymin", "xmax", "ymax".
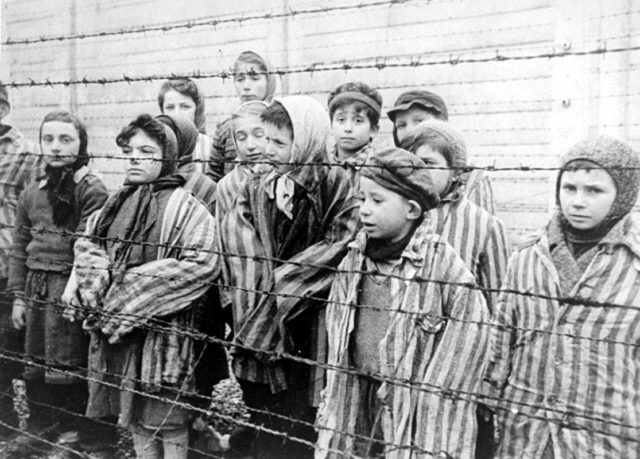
[{"xmin": 11, "ymin": 298, "xmax": 27, "ymax": 329}]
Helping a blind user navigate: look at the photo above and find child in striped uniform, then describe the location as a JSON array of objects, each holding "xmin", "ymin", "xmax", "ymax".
[
  {"xmin": 400, "ymin": 120, "xmax": 509, "ymax": 312},
  {"xmin": 327, "ymin": 81, "xmax": 382, "ymax": 166},
  {"xmin": 7, "ymin": 111, "xmax": 108, "ymax": 455},
  {"xmin": 158, "ymin": 78, "xmax": 213, "ymax": 177},
  {"xmin": 210, "ymin": 51, "xmax": 277, "ymax": 181},
  {"xmin": 63, "ymin": 114, "xmax": 221, "ymax": 459},
  {"xmin": 483, "ymin": 136, "xmax": 640, "ymax": 458},
  {"xmin": 316, "ymin": 147, "xmax": 490, "ymax": 458},
  {"xmin": 388, "ymin": 90, "xmax": 496, "ymax": 214}
]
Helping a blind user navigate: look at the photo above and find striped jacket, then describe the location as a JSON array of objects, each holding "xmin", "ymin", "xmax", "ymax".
[
  {"xmin": 461, "ymin": 169, "xmax": 496, "ymax": 215},
  {"xmin": 425, "ymin": 193, "xmax": 509, "ymax": 312},
  {"xmin": 0, "ymin": 127, "xmax": 40, "ymax": 278},
  {"xmin": 70, "ymin": 187, "xmax": 219, "ymax": 389},
  {"xmin": 483, "ymin": 215, "xmax": 640, "ymax": 458},
  {"xmin": 316, "ymin": 220, "xmax": 490, "ymax": 459},
  {"xmin": 179, "ymin": 162, "xmax": 217, "ymax": 215},
  {"xmin": 194, "ymin": 133, "xmax": 213, "ymax": 175}
]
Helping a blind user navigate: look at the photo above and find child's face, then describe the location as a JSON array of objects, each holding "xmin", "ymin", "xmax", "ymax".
[
  {"xmin": 414, "ymin": 144, "xmax": 452, "ymax": 197},
  {"xmin": 41, "ymin": 121, "xmax": 80, "ymax": 168},
  {"xmin": 121, "ymin": 130, "xmax": 164, "ymax": 184},
  {"xmin": 161, "ymin": 90, "xmax": 197, "ymax": 124},
  {"xmin": 234, "ymin": 61, "xmax": 268, "ymax": 103},
  {"xmin": 233, "ymin": 114, "xmax": 267, "ymax": 163},
  {"xmin": 358, "ymin": 177, "xmax": 419, "ymax": 243},
  {"xmin": 264, "ymin": 121, "xmax": 294, "ymax": 174},
  {"xmin": 331, "ymin": 104, "xmax": 376, "ymax": 156},
  {"xmin": 394, "ymin": 107, "xmax": 439, "ymax": 143},
  {"xmin": 559, "ymin": 168, "xmax": 617, "ymax": 230}
]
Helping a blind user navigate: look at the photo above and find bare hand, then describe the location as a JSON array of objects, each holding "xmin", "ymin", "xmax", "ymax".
[{"xmin": 11, "ymin": 298, "xmax": 27, "ymax": 330}]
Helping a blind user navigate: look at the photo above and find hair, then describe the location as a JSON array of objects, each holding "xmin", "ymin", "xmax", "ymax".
[
  {"xmin": 116, "ymin": 113, "xmax": 169, "ymax": 151},
  {"xmin": 157, "ymin": 78, "xmax": 207, "ymax": 133},
  {"xmin": 400, "ymin": 129, "xmax": 455, "ymax": 168},
  {"xmin": 39, "ymin": 110, "xmax": 89, "ymax": 168},
  {"xmin": 260, "ymin": 101, "xmax": 293, "ymax": 138},
  {"xmin": 327, "ymin": 81, "xmax": 382, "ymax": 128},
  {"xmin": 234, "ymin": 51, "xmax": 268, "ymax": 75}
]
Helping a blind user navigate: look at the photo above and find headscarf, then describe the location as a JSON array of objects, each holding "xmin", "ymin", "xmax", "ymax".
[
  {"xmin": 157, "ymin": 78, "xmax": 208, "ymax": 134},
  {"xmin": 555, "ymin": 136, "xmax": 640, "ymax": 252},
  {"xmin": 155, "ymin": 113, "xmax": 199, "ymax": 167},
  {"xmin": 94, "ymin": 115, "xmax": 185, "ymax": 278},
  {"xmin": 400, "ymin": 119, "xmax": 467, "ymax": 199},
  {"xmin": 234, "ymin": 51, "xmax": 277, "ymax": 102},
  {"xmin": 39, "ymin": 111, "xmax": 90, "ymax": 226}
]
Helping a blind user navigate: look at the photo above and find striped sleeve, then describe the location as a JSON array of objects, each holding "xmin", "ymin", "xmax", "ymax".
[{"xmin": 478, "ymin": 217, "xmax": 511, "ymax": 312}]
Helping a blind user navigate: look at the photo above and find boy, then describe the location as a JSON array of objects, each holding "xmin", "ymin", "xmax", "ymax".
[
  {"xmin": 227, "ymin": 95, "xmax": 358, "ymax": 458},
  {"xmin": 388, "ymin": 90, "xmax": 496, "ymax": 214},
  {"xmin": 327, "ymin": 81, "xmax": 382, "ymax": 164},
  {"xmin": 483, "ymin": 137, "xmax": 640, "ymax": 458},
  {"xmin": 400, "ymin": 120, "xmax": 509, "ymax": 312},
  {"xmin": 0, "ymin": 81, "xmax": 41, "ymax": 432},
  {"xmin": 316, "ymin": 147, "xmax": 490, "ymax": 458}
]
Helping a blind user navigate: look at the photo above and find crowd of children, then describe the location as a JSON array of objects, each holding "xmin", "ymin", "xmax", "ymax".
[{"xmin": 0, "ymin": 49, "xmax": 638, "ymax": 459}]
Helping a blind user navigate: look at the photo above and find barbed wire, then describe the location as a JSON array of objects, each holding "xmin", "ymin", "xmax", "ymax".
[
  {"xmin": 2, "ymin": 0, "xmax": 423, "ymax": 46},
  {"xmin": 5, "ymin": 41, "xmax": 640, "ymax": 89}
]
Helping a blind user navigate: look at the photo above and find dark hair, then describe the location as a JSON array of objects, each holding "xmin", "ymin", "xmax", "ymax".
[
  {"xmin": 157, "ymin": 78, "xmax": 207, "ymax": 133},
  {"xmin": 327, "ymin": 81, "xmax": 383, "ymax": 128},
  {"xmin": 116, "ymin": 113, "xmax": 169, "ymax": 151},
  {"xmin": 234, "ymin": 52, "xmax": 268, "ymax": 76},
  {"xmin": 400, "ymin": 129, "xmax": 455, "ymax": 168},
  {"xmin": 260, "ymin": 101, "xmax": 293, "ymax": 138},
  {"xmin": 40, "ymin": 110, "xmax": 89, "ymax": 169}
]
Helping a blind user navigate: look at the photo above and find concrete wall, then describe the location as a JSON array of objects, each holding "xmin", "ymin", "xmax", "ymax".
[{"xmin": 2, "ymin": 0, "xmax": 638, "ymax": 243}]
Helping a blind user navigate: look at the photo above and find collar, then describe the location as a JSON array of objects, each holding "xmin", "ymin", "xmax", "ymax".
[
  {"xmin": 39, "ymin": 165, "xmax": 90, "ymax": 189},
  {"xmin": 348, "ymin": 216, "xmax": 434, "ymax": 266}
]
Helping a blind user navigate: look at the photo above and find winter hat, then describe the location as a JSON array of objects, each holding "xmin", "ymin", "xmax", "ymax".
[
  {"xmin": 557, "ymin": 136, "xmax": 640, "ymax": 221},
  {"xmin": 0, "ymin": 81, "xmax": 9, "ymax": 111},
  {"xmin": 400, "ymin": 119, "xmax": 467, "ymax": 175},
  {"xmin": 360, "ymin": 147, "xmax": 440, "ymax": 212}
]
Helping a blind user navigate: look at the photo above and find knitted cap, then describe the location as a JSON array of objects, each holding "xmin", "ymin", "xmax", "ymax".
[
  {"xmin": 558, "ymin": 136, "xmax": 640, "ymax": 220},
  {"xmin": 360, "ymin": 147, "xmax": 440, "ymax": 212},
  {"xmin": 399, "ymin": 119, "xmax": 467, "ymax": 175},
  {"xmin": 0, "ymin": 81, "xmax": 10, "ymax": 111},
  {"xmin": 387, "ymin": 90, "xmax": 448, "ymax": 122}
]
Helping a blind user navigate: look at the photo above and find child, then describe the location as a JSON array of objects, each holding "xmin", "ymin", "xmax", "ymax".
[
  {"xmin": 316, "ymin": 147, "xmax": 490, "ymax": 458},
  {"xmin": 210, "ymin": 50, "xmax": 277, "ymax": 181},
  {"xmin": 216, "ymin": 101, "xmax": 268, "ymax": 330},
  {"xmin": 7, "ymin": 111, "xmax": 108, "ymax": 455},
  {"xmin": 155, "ymin": 113, "xmax": 217, "ymax": 214},
  {"xmin": 64, "ymin": 114, "xmax": 221, "ymax": 459},
  {"xmin": 327, "ymin": 81, "xmax": 382, "ymax": 164},
  {"xmin": 400, "ymin": 120, "xmax": 509, "ymax": 312},
  {"xmin": 0, "ymin": 80, "xmax": 41, "ymax": 432},
  {"xmin": 228, "ymin": 95, "xmax": 359, "ymax": 458},
  {"xmin": 388, "ymin": 90, "xmax": 496, "ymax": 214},
  {"xmin": 158, "ymin": 78, "xmax": 212, "ymax": 176},
  {"xmin": 483, "ymin": 136, "xmax": 640, "ymax": 458}
]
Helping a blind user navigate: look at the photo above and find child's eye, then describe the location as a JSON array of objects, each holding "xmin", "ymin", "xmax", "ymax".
[
  {"xmin": 179, "ymin": 104, "xmax": 192, "ymax": 110},
  {"xmin": 165, "ymin": 104, "xmax": 175, "ymax": 111},
  {"xmin": 42, "ymin": 135, "xmax": 53, "ymax": 143},
  {"xmin": 235, "ymin": 74, "xmax": 246, "ymax": 82},
  {"xmin": 586, "ymin": 186, "xmax": 604, "ymax": 194},
  {"xmin": 236, "ymin": 133, "xmax": 247, "ymax": 141},
  {"xmin": 122, "ymin": 147, "xmax": 132, "ymax": 155},
  {"xmin": 396, "ymin": 122, "xmax": 406, "ymax": 129},
  {"xmin": 254, "ymin": 129, "xmax": 265, "ymax": 138},
  {"xmin": 562, "ymin": 184, "xmax": 576, "ymax": 192},
  {"xmin": 61, "ymin": 136, "xmax": 73, "ymax": 144},
  {"xmin": 250, "ymin": 74, "xmax": 263, "ymax": 81}
]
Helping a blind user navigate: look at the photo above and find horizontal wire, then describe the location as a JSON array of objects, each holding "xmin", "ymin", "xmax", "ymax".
[
  {"xmin": 4, "ymin": 41, "xmax": 640, "ymax": 89},
  {"xmin": 2, "ymin": 0, "xmax": 423, "ymax": 46}
]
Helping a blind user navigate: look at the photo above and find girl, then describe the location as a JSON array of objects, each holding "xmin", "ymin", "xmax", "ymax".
[
  {"xmin": 7, "ymin": 111, "xmax": 108, "ymax": 454},
  {"xmin": 484, "ymin": 136, "xmax": 640, "ymax": 458},
  {"xmin": 158, "ymin": 78, "xmax": 212, "ymax": 177},
  {"xmin": 210, "ymin": 50, "xmax": 277, "ymax": 181},
  {"xmin": 64, "ymin": 114, "xmax": 220, "ymax": 458}
]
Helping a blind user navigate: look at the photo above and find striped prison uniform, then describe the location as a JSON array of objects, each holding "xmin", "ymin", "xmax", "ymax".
[
  {"xmin": 483, "ymin": 215, "xmax": 640, "ymax": 458},
  {"xmin": 425, "ymin": 193, "xmax": 510, "ymax": 312},
  {"xmin": 70, "ymin": 187, "xmax": 219, "ymax": 390},
  {"xmin": 0, "ymin": 127, "xmax": 40, "ymax": 279},
  {"xmin": 461, "ymin": 168, "xmax": 496, "ymax": 216},
  {"xmin": 316, "ymin": 220, "xmax": 490, "ymax": 459}
]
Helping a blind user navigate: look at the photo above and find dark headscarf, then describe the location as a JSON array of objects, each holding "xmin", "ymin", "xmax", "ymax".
[
  {"xmin": 39, "ymin": 111, "xmax": 90, "ymax": 226},
  {"xmin": 94, "ymin": 114, "xmax": 185, "ymax": 278},
  {"xmin": 155, "ymin": 113, "xmax": 199, "ymax": 168}
]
